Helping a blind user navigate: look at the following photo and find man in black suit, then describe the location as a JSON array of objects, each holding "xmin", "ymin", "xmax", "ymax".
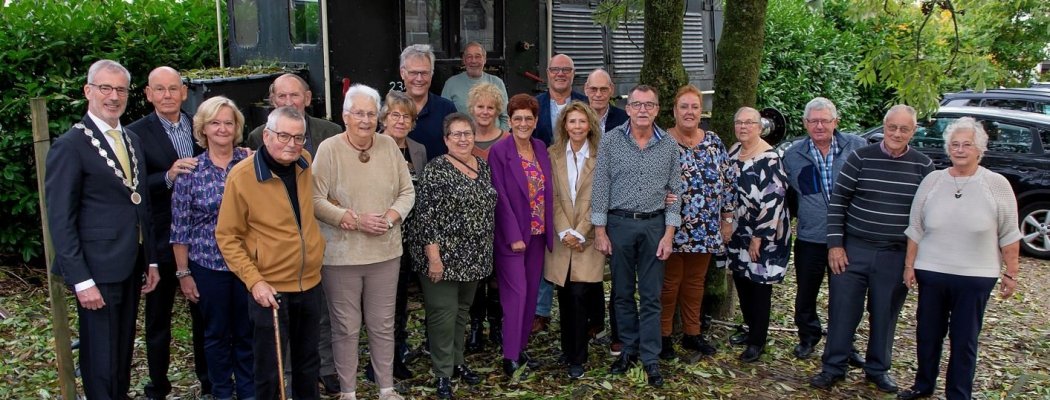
[
  {"xmin": 46, "ymin": 59, "xmax": 160, "ymax": 400},
  {"xmin": 127, "ymin": 66, "xmax": 211, "ymax": 399},
  {"xmin": 585, "ymin": 68, "xmax": 629, "ymax": 133}
]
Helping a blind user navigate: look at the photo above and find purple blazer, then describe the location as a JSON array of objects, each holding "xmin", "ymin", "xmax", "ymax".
[{"xmin": 489, "ymin": 135, "xmax": 556, "ymax": 253}]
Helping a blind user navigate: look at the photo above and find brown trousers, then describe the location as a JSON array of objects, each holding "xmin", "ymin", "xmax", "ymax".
[{"xmin": 660, "ymin": 252, "xmax": 712, "ymax": 336}]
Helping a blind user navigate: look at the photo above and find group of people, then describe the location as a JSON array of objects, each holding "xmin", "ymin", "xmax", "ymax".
[{"xmin": 45, "ymin": 41, "xmax": 1021, "ymax": 400}]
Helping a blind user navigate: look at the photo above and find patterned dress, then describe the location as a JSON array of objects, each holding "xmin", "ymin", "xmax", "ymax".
[
  {"xmin": 673, "ymin": 132, "xmax": 737, "ymax": 253},
  {"xmin": 406, "ymin": 155, "xmax": 498, "ymax": 282},
  {"xmin": 723, "ymin": 144, "xmax": 791, "ymax": 284},
  {"xmin": 521, "ymin": 156, "xmax": 547, "ymax": 235}
]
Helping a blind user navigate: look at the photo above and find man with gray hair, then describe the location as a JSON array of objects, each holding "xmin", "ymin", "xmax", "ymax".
[
  {"xmin": 585, "ymin": 68, "xmax": 628, "ymax": 133},
  {"xmin": 402, "ymin": 44, "xmax": 457, "ymax": 159},
  {"xmin": 218, "ymin": 106, "xmax": 327, "ymax": 400},
  {"xmin": 782, "ymin": 97, "xmax": 866, "ymax": 361},
  {"xmin": 246, "ymin": 73, "xmax": 342, "ymax": 156},
  {"xmin": 810, "ymin": 105, "xmax": 933, "ymax": 394},
  {"xmin": 441, "ymin": 41, "xmax": 510, "ymax": 130}
]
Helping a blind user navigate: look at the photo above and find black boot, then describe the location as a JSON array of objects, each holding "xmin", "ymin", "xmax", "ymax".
[
  {"xmin": 502, "ymin": 358, "xmax": 525, "ymax": 378},
  {"xmin": 659, "ymin": 336, "xmax": 676, "ymax": 360},
  {"xmin": 488, "ymin": 317, "xmax": 502, "ymax": 347},
  {"xmin": 466, "ymin": 319, "xmax": 485, "ymax": 353},
  {"xmin": 453, "ymin": 364, "xmax": 482, "ymax": 385},
  {"xmin": 435, "ymin": 377, "xmax": 453, "ymax": 399}
]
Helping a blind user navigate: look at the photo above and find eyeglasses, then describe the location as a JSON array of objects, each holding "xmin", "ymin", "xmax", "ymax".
[
  {"xmin": 269, "ymin": 130, "xmax": 307, "ymax": 145},
  {"xmin": 149, "ymin": 85, "xmax": 183, "ymax": 95},
  {"xmin": 511, "ymin": 115, "xmax": 536, "ymax": 123},
  {"xmin": 349, "ymin": 111, "xmax": 378, "ymax": 120},
  {"xmin": 403, "ymin": 69, "xmax": 432, "ymax": 79},
  {"xmin": 885, "ymin": 124, "xmax": 915, "ymax": 134},
  {"xmin": 89, "ymin": 83, "xmax": 129, "ymax": 97},
  {"xmin": 586, "ymin": 86, "xmax": 612, "ymax": 94},
  {"xmin": 805, "ymin": 118, "xmax": 836, "ymax": 126},
  {"xmin": 949, "ymin": 141, "xmax": 975, "ymax": 151},
  {"xmin": 734, "ymin": 120, "xmax": 760, "ymax": 127},
  {"xmin": 628, "ymin": 101, "xmax": 658, "ymax": 111},
  {"xmin": 548, "ymin": 67, "xmax": 574, "ymax": 75},
  {"xmin": 447, "ymin": 130, "xmax": 474, "ymax": 139},
  {"xmin": 387, "ymin": 111, "xmax": 411, "ymax": 121}
]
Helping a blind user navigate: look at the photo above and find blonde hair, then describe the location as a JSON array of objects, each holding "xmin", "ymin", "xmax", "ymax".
[
  {"xmin": 193, "ymin": 96, "xmax": 244, "ymax": 148},
  {"xmin": 551, "ymin": 101, "xmax": 601, "ymax": 154},
  {"xmin": 467, "ymin": 82, "xmax": 506, "ymax": 115}
]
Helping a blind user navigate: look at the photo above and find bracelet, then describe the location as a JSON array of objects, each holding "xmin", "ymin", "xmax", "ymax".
[
  {"xmin": 1003, "ymin": 273, "xmax": 1016, "ymax": 281},
  {"xmin": 175, "ymin": 270, "xmax": 192, "ymax": 279}
]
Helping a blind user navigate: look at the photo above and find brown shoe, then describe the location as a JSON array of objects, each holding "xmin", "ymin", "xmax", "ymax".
[{"xmin": 531, "ymin": 315, "xmax": 550, "ymax": 333}]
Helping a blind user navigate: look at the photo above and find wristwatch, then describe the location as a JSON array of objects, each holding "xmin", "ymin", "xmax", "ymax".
[
  {"xmin": 723, "ymin": 217, "xmax": 734, "ymax": 224},
  {"xmin": 175, "ymin": 270, "xmax": 192, "ymax": 279}
]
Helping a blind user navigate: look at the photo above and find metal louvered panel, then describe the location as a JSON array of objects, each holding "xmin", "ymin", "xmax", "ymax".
[
  {"xmin": 610, "ymin": 19, "xmax": 645, "ymax": 76},
  {"xmin": 551, "ymin": 4, "xmax": 605, "ymax": 79},
  {"xmin": 683, "ymin": 11, "xmax": 706, "ymax": 73}
]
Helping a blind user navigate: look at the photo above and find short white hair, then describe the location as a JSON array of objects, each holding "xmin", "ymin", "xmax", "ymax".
[
  {"xmin": 400, "ymin": 44, "xmax": 435, "ymax": 71},
  {"xmin": 265, "ymin": 106, "xmax": 306, "ymax": 132},
  {"xmin": 87, "ymin": 59, "xmax": 130, "ymax": 84},
  {"xmin": 943, "ymin": 116, "xmax": 988, "ymax": 158},
  {"xmin": 883, "ymin": 104, "xmax": 917, "ymax": 125},
  {"xmin": 342, "ymin": 84, "xmax": 381, "ymax": 112},
  {"xmin": 804, "ymin": 97, "xmax": 838, "ymax": 120}
]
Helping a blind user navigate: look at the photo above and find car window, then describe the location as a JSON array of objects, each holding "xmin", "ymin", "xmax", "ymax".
[
  {"xmin": 981, "ymin": 98, "xmax": 1030, "ymax": 112},
  {"xmin": 910, "ymin": 118, "xmax": 950, "ymax": 150},
  {"xmin": 981, "ymin": 120, "xmax": 1032, "ymax": 153},
  {"xmin": 1040, "ymin": 129, "xmax": 1050, "ymax": 150},
  {"xmin": 943, "ymin": 99, "xmax": 973, "ymax": 107},
  {"xmin": 1035, "ymin": 101, "xmax": 1050, "ymax": 115}
]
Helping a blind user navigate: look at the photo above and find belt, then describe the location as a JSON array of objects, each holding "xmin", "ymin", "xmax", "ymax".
[{"xmin": 609, "ymin": 209, "xmax": 663, "ymax": 220}]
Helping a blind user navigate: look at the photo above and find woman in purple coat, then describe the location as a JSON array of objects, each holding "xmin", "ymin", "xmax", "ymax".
[{"xmin": 489, "ymin": 93, "xmax": 555, "ymax": 378}]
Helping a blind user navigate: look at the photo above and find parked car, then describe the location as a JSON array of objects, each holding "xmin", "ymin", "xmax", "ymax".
[
  {"xmin": 863, "ymin": 106, "xmax": 1050, "ymax": 259},
  {"xmin": 940, "ymin": 88, "xmax": 1050, "ymax": 116}
]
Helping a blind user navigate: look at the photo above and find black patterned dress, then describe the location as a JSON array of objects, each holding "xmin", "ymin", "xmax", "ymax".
[{"xmin": 724, "ymin": 144, "xmax": 791, "ymax": 284}]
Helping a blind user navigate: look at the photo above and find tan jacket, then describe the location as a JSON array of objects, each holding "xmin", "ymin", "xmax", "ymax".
[
  {"xmin": 544, "ymin": 144, "xmax": 606, "ymax": 285},
  {"xmin": 217, "ymin": 151, "xmax": 326, "ymax": 293}
]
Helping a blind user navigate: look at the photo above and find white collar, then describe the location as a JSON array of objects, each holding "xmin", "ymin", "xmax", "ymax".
[
  {"xmin": 87, "ymin": 111, "xmax": 122, "ymax": 133},
  {"xmin": 565, "ymin": 140, "xmax": 590, "ymax": 158}
]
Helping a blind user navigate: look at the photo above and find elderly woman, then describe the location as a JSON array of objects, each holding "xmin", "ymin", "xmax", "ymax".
[
  {"xmin": 660, "ymin": 85, "xmax": 736, "ymax": 360},
  {"xmin": 312, "ymin": 84, "xmax": 415, "ymax": 400},
  {"xmin": 544, "ymin": 101, "xmax": 605, "ymax": 379},
  {"xmin": 406, "ymin": 112, "xmax": 497, "ymax": 399},
  {"xmin": 898, "ymin": 117, "xmax": 1022, "ymax": 400},
  {"xmin": 465, "ymin": 82, "xmax": 507, "ymax": 353},
  {"xmin": 170, "ymin": 96, "xmax": 253, "ymax": 400},
  {"xmin": 725, "ymin": 106, "xmax": 791, "ymax": 363},
  {"xmin": 490, "ymin": 93, "xmax": 555, "ymax": 377}
]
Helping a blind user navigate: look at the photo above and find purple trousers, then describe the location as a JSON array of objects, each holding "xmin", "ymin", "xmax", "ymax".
[{"xmin": 495, "ymin": 234, "xmax": 546, "ymax": 360}]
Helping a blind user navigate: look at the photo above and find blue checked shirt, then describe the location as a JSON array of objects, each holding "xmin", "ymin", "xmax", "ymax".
[{"xmin": 807, "ymin": 136, "xmax": 838, "ymax": 202}]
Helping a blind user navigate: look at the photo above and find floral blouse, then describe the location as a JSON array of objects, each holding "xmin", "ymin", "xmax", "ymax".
[
  {"xmin": 673, "ymin": 132, "xmax": 737, "ymax": 253},
  {"xmin": 406, "ymin": 156, "xmax": 498, "ymax": 282},
  {"xmin": 521, "ymin": 155, "xmax": 547, "ymax": 235},
  {"xmin": 723, "ymin": 144, "xmax": 791, "ymax": 284},
  {"xmin": 170, "ymin": 148, "xmax": 249, "ymax": 271}
]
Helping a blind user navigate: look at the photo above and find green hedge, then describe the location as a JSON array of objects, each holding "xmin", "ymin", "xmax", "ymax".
[
  {"xmin": 0, "ymin": 0, "xmax": 222, "ymax": 264},
  {"xmin": 757, "ymin": 0, "xmax": 891, "ymax": 139}
]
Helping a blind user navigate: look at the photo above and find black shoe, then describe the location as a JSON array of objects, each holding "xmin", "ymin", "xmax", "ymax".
[
  {"xmin": 739, "ymin": 345, "xmax": 764, "ymax": 363},
  {"xmin": 659, "ymin": 336, "xmax": 676, "ymax": 360},
  {"xmin": 729, "ymin": 327, "xmax": 749, "ymax": 346},
  {"xmin": 680, "ymin": 334, "xmax": 700, "ymax": 351},
  {"xmin": 643, "ymin": 363, "xmax": 664, "ymax": 388},
  {"xmin": 453, "ymin": 364, "xmax": 481, "ymax": 385},
  {"xmin": 609, "ymin": 353, "xmax": 637, "ymax": 375},
  {"xmin": 866, "ymin": 374, "xmax": 899, "ymax": 393},
  {"xmin": 466, "ymin": 320, "xmax": 485, "ymax": 353},
  {"xmin": 319, "ymin": 373, "xmax": 340, "ymax": 395},
  {"xmin": 694, "ymin": 336, "xmax": 717, "ymax": 356},
  {"xmin": 848, "ymin": 350, "xmax": 865, "ymax": 368},
  {"xmin": 897, "ymin": 388, "xmax": 932, "ymax": 399},
  {"xmin": 502, "ymin": 358, "xmax": 524, "ymax": 378},
  {"xmin": 567, "ymin": 364, "xmax": 584, "ymax": 379},
  {"xmin": 393, "ymin": 354, "xmax": 413, "ymax": 380},
  {"xmin": 810, "ymin": 371, "xmax": 844, "ymax": 389},
  {"xmin": 519, "ymin": 350, "xmax": 540, "ymax": 369},
  {"xmin": 434, "ymin": 377, "xmax": 453, "ymax": 399},
  {"xmin": 793, "ymin": 342, "xmax": 816, "ymax": 359}
]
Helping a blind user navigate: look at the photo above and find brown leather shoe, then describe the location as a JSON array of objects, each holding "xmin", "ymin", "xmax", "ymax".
[{"xmin": 530, "ymin": 315, "xmax": 550, "ymax": 333}]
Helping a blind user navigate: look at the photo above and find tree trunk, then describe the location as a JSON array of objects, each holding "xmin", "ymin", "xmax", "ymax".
[
  {"xmin": 704, "ymin": 0, "xmax": 768, "ymax": 321},
  {"xmin": 639, "ymin": 0, "xmax": 688, "ymax": 128}
]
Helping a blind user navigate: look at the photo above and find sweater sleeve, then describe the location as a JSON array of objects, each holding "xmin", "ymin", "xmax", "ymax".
[
  {"xmin": 310, "ymin": 139, "xmax": 349, "ymax": 227},
  {"xmin": 988, "ymin": 172, "xmax": 1024, "ymax": 247},
  {"xmin": 827, "ymin": 150, "xmax": 862, "ymax": 247},
  {"xmin": 904, "ymin": 172, "xmax": 937, "ymax": 243}
]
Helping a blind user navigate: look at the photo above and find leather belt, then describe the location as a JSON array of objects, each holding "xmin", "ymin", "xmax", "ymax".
[{"xmin": 609, "ymin": 209, "xmax": 663, "ymax": 220}]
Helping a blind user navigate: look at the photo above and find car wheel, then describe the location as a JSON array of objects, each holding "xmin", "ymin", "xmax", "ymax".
[{"xmin": 1019, "ymin": 201, "xmax": 1050, "ymax": 259}]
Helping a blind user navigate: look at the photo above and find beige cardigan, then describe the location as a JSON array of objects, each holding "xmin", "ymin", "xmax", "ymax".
[
  {"xmin": 544, "ymin": 143, "xmax": 606, "ymax": 285},
  {"xmin": 312, "ymin": 132, "xmax": 415, "ymax": 266}
]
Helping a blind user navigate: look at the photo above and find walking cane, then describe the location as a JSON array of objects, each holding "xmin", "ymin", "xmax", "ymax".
[{"xmin": 272, "ymin": 294, "xmax": 287, "ymax": 400}]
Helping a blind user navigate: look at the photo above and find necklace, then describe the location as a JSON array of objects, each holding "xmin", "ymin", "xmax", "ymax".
[
  {"xmin": 446, "ymin": 154, "xmax": 479, "ymax": 176},
  {"xmin": 345, "ymin": 133, "xmax": 375, "ymax": 163},
  {"xmin": 951, "ymin": 167, "xmax": 976, "ymax": 199},
  {"xmin": 77, "ymin": 123, "xmax": 142, "ymax": 204}
]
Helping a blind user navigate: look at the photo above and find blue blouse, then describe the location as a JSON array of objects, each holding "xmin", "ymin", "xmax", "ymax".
[
  {"xmin": 170, "ymin": 148, "xmax": 248, "ymax": 271},
  {"xmin": 673, "ymin": 132, "xmax": 737, "ymax": 253}
]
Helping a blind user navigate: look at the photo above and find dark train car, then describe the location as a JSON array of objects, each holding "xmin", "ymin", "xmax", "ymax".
[{"xmin": 224, "ymin": 0, "xmax": 722, "ymax": 121}]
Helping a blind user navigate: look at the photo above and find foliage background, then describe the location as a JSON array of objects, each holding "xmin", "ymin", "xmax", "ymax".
[{"xmin": 0, "ymin": 0, "xmax": 221, "ymax": 264}]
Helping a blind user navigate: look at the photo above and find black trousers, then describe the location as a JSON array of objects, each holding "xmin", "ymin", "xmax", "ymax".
[
  {"xmin": 913, "ymin": 270, "xmax": 996, "ymax": 400},
  {"xmin": 143, "ymin": 260, "xmax": 210, "ymax": 398},
  {"xmin": 733, "ymin": 274, "xmax": 773, "ymax": 347},
  {"xmin": 77, "ymin": 249, "xmax": 143, "ymax": 400},
  {"xmin": 608, "ymin": 285, "xmax": 620, "ymax": 343},
  {"xmin": 557, "ymin": 263, "xmax": 603, "ymax": 365},
  {"xmin": 793, "ymin": 240, "xmax": 829, "ymax": 347},
  {"xmin": 469, "ymin": 273, "xmax": 502, "ymax": 326},
  {"xmin": 249, "ymin": 285, "xmax": 322, "ymax": 400}
]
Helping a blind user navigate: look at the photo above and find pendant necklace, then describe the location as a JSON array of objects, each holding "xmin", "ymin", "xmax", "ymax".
[
  {"xmin": 346, "ymin": 133, "xmax": 374, "ymax": 163},
  {"xmin": 951, "ymin": 168, "xmax": 974, "ymax": 199}
]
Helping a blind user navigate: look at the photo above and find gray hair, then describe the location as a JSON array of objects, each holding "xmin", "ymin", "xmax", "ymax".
[
  {"xmin": 942, "ymin": 116, "xmax": 988, "ymax": 158},
  {"xmin": 400, "ymin": 44, "xmax": 435, "ymax": 71},
  {"xmin": 342, "ymin": 84, "xmax": 381, "ymax": 112},
  {"xmin": 883, "ymin": 104, "xmax": 917, "ymax": 125},
  {"xmin": 87, "ymin": 59, "xmax": 131, "ymax": 84},
  {"xmin": 463, "ymin": 41, "xmax": 486, "ymax": 56},
  {"xmin": 265, "ymin": 106, "xmax": 306, "ymax": 132},
  {"xmin": 804, "ymin": 97, "xmax": 838, "ymax": 120},
  {"xmin": 734, "ymin": 106, "xmax": 760, "ymax": 121}
]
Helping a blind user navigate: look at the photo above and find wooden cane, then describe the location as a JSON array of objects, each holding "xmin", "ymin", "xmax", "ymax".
[{"xmin": 272, "ymin": 299, "xmax": 287, "ymax": 400}]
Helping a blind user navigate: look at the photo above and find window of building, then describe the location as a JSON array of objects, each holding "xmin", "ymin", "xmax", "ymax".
[
  {"xmin": 290, "ymin": 0, "xmax": 321, "ymax": 45},
  {"xmin": 460, "ymin": 0, "xmax": 494, "ymax": 52},
  {"xmin": 405, "ymin": 0, "xmax": 445, "ymax": 54},
  {"xmin": 232, "ymin": 0, "xmax": 259, "ymax": 47}
]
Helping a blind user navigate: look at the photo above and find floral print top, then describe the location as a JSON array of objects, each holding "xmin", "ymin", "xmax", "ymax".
[
  {"xmin": 722, "ymin": 144, "xmax": 791, "ymax": 284},
  {"xmin": 170, "ymin": 148, "xmax": 249, "ymax": 271},
  {"xmin": 673, "ymin": 131, "xmax": 737, "ymax": 253},
  {"xmin": 406, "ymin": 156, "xmax": 497, "ymax": 282},
  {"xmin": 521, "ymin": 155, "xmax": 547, "ymax": 235}
]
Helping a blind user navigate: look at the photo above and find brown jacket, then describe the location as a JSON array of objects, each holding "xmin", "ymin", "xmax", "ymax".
[
  {"xmin": 217, "ymin": 151, "xmax": 325, "ymax": 293},
  {"xmin": 544, "ymin": 143, "xmax": 606, "ymax": 285}
]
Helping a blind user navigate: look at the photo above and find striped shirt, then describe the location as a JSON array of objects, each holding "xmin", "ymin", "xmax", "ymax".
[
  {"xmin": 158, "ymin": 112, "xmax": 194, "ymax": 158},
  {"xmin": 826, "ymin": 143, "xmax": 933, "ymax": 247},
  {"xmin": 591, "ymin": 123, "xmax": 683, "ymax": 227}
]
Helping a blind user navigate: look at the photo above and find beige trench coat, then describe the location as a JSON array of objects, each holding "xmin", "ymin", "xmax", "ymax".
[{"xmin": 544, "ymin": 145, "xmax": 606, "ymax": 286}]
